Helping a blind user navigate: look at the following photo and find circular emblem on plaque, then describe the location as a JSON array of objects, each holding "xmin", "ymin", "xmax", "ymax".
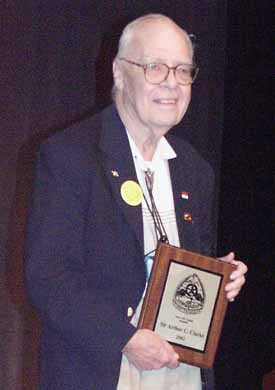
[
  {"xmin": 173, "ymin": 273, "xmax": 205, "ymax": 314},
  {"xmin": 120, "ymin": 180, "xmax": 143, "ymax": 206}
]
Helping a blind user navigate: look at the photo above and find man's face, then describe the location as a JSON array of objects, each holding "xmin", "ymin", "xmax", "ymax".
[{"xmin": 114, "ymin": 20, "xmax": 193, "ymax": 138}]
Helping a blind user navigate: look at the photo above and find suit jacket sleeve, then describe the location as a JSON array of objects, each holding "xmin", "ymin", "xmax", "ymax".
[{"xmin": 24, "ymin": 138, "xmax": 138, "ymax": 369}]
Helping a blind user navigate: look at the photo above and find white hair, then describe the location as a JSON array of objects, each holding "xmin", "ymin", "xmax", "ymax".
[{"xmin": 116, "ymin": 13, "xmax": 194, "ymax": 60}]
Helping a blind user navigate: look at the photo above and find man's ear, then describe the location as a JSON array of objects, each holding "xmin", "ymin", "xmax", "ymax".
[{"xmin": 113, "ymin": 60, "xmax": 124, "ymax": 90}]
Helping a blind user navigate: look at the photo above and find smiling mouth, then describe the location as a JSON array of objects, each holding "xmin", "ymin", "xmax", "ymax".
[{"xmin": 153, "ymin": 98, "xmax": 177, "ymax": 105}]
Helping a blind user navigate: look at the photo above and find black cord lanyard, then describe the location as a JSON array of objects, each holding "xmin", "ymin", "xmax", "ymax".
[{"xmin": 143, "ymin": 169, "xmax": 169, "ymax": 245}]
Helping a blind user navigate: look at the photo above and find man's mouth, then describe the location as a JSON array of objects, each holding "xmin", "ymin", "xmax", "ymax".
[{"xmin": 153, "ymin": 98, "xmax": 177, "ymax": 104}]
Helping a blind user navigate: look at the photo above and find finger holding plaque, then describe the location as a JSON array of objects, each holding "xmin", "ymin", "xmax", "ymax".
[{"xmin": 138, "ymin": 242, "xmax": 235, "ymax": 368}]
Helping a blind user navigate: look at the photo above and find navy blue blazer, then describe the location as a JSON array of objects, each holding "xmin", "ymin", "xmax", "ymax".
[{"xmin": 24, "ymin": 105, "xmax": 215, "ymax": 390}]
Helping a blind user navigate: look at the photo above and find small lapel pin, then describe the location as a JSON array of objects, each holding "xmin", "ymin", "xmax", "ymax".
[
  {"xmin": 111, "ymin": 170, "xmax": 119, "ymax": 177},
  {"xmin": 183, "ymin": 212, "xmax": 193, "ymax": 222},
  {"xmin": 181, "ymin": 191, "xmax": 189, "ymax": 200}
]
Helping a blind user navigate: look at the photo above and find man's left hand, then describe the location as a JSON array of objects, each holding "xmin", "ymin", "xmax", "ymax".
[{"xmin": 220, "ymin": 252, "xmax": 248, "ymax": 302}]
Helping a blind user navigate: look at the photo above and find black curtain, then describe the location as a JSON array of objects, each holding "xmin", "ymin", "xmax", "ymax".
[
  {"xmin": 1, "ymin": 1, "xmax": 272, "ymax": 389},
  {"xmin": 216, "ymin": 1, "xmax": 273, "ymax": 389}
]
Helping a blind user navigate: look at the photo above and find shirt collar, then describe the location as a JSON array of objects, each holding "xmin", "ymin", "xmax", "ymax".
[{"xmin": 126, "ymin": 130, "xmax": 177, "ymax": 171}]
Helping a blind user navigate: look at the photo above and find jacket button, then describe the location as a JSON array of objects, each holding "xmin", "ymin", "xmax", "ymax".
[{"xmin": 127, "ymin": 307, "xmax": 134, "ymax": 317}]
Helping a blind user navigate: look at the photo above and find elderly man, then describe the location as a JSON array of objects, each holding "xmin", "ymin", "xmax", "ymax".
[{"xmin": 25, "ymin": 14, "xmax": 247, "ymax": 390}]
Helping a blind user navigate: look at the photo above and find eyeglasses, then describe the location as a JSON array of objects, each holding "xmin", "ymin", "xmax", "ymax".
[{"xmin": 118, "ymin": 57, "xmax": 199, "ymax": 86}]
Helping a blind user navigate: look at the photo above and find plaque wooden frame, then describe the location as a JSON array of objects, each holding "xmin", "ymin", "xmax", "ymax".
[{"xmin": 138, "ymin": 242, "xmax": 235, "ymax": 368}]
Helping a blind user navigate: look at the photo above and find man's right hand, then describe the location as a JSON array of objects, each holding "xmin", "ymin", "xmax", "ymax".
[{"xmin": 122, "ymin": 329, "xmax": 179, "ymax": 370}]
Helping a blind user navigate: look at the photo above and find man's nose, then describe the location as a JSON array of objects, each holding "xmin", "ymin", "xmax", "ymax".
[{"xmin": 162, "ymin": 68, "xmax": 178, "ymax": 88}]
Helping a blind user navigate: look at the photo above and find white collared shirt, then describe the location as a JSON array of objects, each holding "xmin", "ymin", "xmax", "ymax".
[
  {"xmin": 127, "ymin": 133, "xmax": 180, "ymax": 258},
  {"xmin": 117, "ymin": 131, "xmax": 201, "ymax": 390}
]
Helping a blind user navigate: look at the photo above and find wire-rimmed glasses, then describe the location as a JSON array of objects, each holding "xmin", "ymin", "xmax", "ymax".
[{"xmin": 118, "ymin": 57, "xmax": 199, "ymax": 85}]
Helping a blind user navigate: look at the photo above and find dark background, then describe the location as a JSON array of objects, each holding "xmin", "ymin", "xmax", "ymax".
[{"xmin": 1, "ymin": 1, "xmax": 273, "ymax": 389}]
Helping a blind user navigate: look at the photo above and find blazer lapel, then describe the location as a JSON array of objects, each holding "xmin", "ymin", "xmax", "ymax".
[{"xmin": 98, "ymin": 106, "xmax": 144, "ymax": 251}]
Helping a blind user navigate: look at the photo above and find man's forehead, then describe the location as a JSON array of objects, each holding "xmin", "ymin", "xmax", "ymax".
[
  {"xmin": 140, "ymin": 19, "xmax": 186, "ymax": 41},
  {"xmin": 131, "ymin": 24, "xmax": 191, "ymax": 62}
]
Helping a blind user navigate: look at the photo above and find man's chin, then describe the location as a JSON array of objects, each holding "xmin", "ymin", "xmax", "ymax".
[
  {"xmin": 153, "ymin": 115, "xmax": 179, "ymax": 128},
  {"xmin": 150, "ymin": 120, "xmax": 179, "ymax": 135}
]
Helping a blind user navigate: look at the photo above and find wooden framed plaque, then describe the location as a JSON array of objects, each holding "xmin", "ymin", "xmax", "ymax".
[{"xmin": 138, "ymin": 242, "xmax": 235, "ymax": 368}]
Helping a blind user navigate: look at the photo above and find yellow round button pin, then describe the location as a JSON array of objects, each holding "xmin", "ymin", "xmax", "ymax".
[{"xmin": 120, "ymin": 180, "xmax": 143, "ymax": 206}]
